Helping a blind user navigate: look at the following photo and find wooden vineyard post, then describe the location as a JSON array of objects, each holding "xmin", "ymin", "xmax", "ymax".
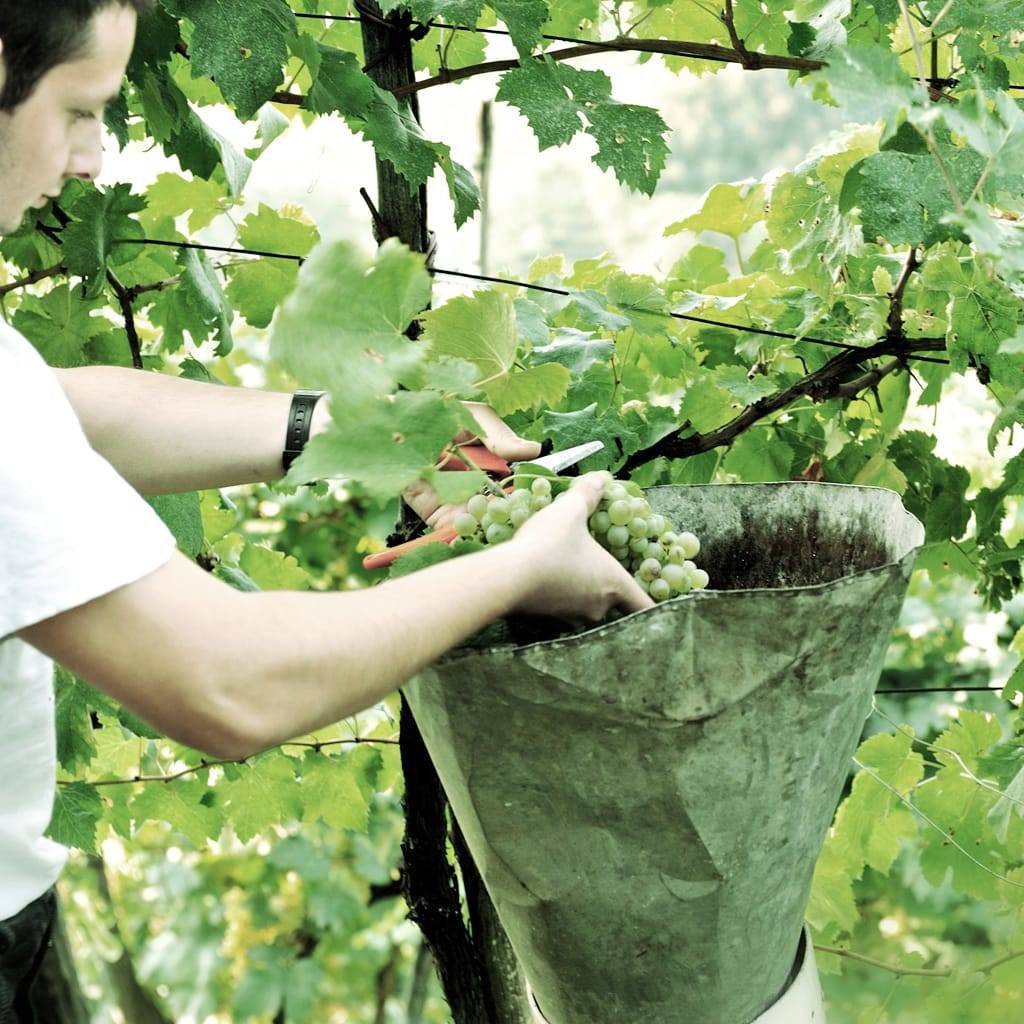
[{"xmin": 357, "ymin": 5, "xmax": 532, "ymax": 1022}]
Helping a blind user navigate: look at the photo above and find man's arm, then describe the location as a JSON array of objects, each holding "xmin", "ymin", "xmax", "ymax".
[
  {"xmin": 19, "ymin": 476, "xmax": 651, "ymax": 759},
  {"xmin": 53, "ymin": 366, "xmax": 326, "ymax": 495}
]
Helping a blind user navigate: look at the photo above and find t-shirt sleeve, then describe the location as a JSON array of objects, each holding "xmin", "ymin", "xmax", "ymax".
[{"xmin": 0, "ymin": 337, "xmax": 177, "ymax": 640}]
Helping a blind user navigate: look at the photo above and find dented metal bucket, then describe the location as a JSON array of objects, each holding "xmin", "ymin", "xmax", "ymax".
[{"xmin": 404, "ymin": 483, "xmax": 925, "ymax": 1024}]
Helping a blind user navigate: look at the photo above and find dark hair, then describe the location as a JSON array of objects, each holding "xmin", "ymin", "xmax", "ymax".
[{"xmin": 0, "ymin": 0, "xmax": 153, "ymax": 111}]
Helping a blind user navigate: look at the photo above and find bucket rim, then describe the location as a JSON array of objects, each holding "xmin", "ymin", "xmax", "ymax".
[{"xmin": 437, "ymin": 481, "xmax": 925, "ymax": 663}]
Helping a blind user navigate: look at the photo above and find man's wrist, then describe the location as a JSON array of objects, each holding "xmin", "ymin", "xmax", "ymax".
[{"xmin": 483, "ymin": 540, "xmax": 536, "ymax": 617}]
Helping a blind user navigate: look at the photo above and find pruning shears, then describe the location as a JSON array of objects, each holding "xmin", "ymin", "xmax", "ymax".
[{"xmin": 361, "ymin": 440, "xmax": 605, "ymax": 571}]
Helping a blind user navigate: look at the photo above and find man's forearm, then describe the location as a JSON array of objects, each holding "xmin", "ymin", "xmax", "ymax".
[
  {"xmin": 214, "ymin": 542, "xmax": 531, "ymax": 754},
  {"xmin": 54, "ymin": 366, "xmax": 328, "ymax": 494}
]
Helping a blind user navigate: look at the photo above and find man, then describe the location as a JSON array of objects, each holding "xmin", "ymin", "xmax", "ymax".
[{"xmin": 0, "ymin": 1, "xmax": 652, "ymax": 1018}]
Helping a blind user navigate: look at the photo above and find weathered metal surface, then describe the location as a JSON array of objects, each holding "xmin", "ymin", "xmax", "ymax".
[{"xmin": 404, "ymin": 483, "xmax": 924, "ymax": 1024}]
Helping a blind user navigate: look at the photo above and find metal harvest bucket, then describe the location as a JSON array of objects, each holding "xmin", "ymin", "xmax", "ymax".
[{"xmin": 404, "ymin": 483, "xmax": 925, "ymax": 1024}]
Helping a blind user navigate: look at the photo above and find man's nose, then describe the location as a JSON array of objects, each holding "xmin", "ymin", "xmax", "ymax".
[{"xmin": 66, "ymin": 122, "xmax": 104, "ymax": 183}]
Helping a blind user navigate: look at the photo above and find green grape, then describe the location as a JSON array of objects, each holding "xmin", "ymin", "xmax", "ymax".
[
  {"xmin": 660, "ymin": 530, "xmax": 678, "ymax": 548},
  {"xmin": 610, "ymin": 545, "xmax": 630, "ymax": 561},
  {"xmin": 455, "ymin": 513, "xmax": 479, "ymax": 538},
  {"xmin": 607, "ymin": 524, "xmax": 630, "ymax": 548},
  {"xmin": 629, "ymin": 497, "xmax": 650, "ymax": 520},
  {"xmin": 604, "ymin": 483, "xmax": 628, "ymax": 503},
  {"xmin": 678, "ymin": 531, "xmax": 700, "ymax": 559},
  {"xmin": 647, "ymin": 514, "xmax": 667, "ymax": 535},
  {"xmin": 486, "ymin": 522, "xmax": 513, "ymax": 544},
  {"xmin": 635, "ymin": 574, "xmax": 650, "ymax": 595},
  {"xmin": 532, "ymin": 494, "xmax": 552, "ymax": 511},
  {"xmin": 510, "ymin": 488, "xmax": 531, "ymax": 506},
  {"xmin": 510, "ymin": 506, "xmax": 531, "ymax": 528},
  {"xmin": 644, "ymin": 541, "xmax": 665, "ymax": 562},
  {"xmin": 531, "ymin": 477, "xmax": 552, "ymax": 497},
  {"xmin": 467, "ymin": 493, "xmax": 490, "ymax": 521},
  {"xmin": 690, "ymin": 568, "xmax": 710, "ymax": 590},
  {"xmin": 639, "ymin": 558, "xmax": 662, "ymax": 581},
  {"xmin": 627, "ymin": 516, "xmax": 649, "ymax": 538},
  {"xmin": 590, "ymin": 510, "xmax": 612, "ymax": 534},
  {"xmin": 668, "ymin": 545, "xmax": 687, "ymax": 564},
  {"xmin": 661, "ymin": 563, "xmax": 690, "ymax": 592},
  {"xmin": 480, "ymin": 512, "xmax": 494, "ymax": 532},
  {"xmin": 608, "ymin": 500, "xmax": 632, "ymax": 526},
  {"xmin": 489, "ymin": 497, "xmax": 511, "ymax": 523},
  {"xmin": 649, "ymin": 578, "xmax": 672, "ymax": 601},
  {"xmin": 681, "ymin": 559, "xmax": 697, "ymax": 573},
  {"xmin": 624, "ymin": 481, "xmax": 644, "ymax": 498},
  {"xmin": 629, "ymin": 535, "xmax": 649, "ymax": 554}
]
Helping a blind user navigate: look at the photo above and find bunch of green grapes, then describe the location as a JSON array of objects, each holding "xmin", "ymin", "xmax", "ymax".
[{"xmin": 452, "ymin": 473, "xmax": 709, "ymax": 602}]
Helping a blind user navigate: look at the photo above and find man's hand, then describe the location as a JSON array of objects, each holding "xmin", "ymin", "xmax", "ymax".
[
  {"xmin": 510, "ymin": 473, "xmax": 654, "ymax": 622},
  {"xmin": 403, "ymin": 402, "xmax": 542, "ymax": 530}
]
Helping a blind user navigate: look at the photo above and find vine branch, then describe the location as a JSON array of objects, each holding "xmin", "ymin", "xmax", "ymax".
[
  {"xmin": 720, "ymin": 0, "xmax": 761, "ymax": 69},
  {"xmin": 886, "ymin": 247, "xmax": 921, "ymax": 343},
  {"xmin": 814, "ymin": 943, "xmax": 1024, "ymax": 979},
  {"xmin": 60, "ymin": 735, "xmax": 398, "ymax": 788},
  {"xmin": 0, "ymin": 262, "xmax": 65, "ymax": 298},
  {"xmin": 621, "ymin": 336, "xmax": 946, "ymax": 472},
  {"xmin": 106, "ymin": 270, "xmax": 144, "ymax": 370}
]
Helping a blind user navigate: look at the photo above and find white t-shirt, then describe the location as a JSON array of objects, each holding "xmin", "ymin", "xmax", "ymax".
[{"xmin": 0, "ymin": 322, "xmax": 176, "ymax": 920}]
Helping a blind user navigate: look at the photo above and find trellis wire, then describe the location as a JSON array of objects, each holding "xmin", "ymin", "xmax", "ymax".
[
  {"xmin": 875, "ymin": 686, "xmax": 1012, "ymax": 695},
  {"xmin": 113, "ymin": 236, "xmax": 953, "ymax": 366}
]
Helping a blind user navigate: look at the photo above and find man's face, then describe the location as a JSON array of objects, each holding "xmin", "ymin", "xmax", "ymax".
[{"xmin": 0, "ymin": 5, "xmax": 137, "ymax": 234}]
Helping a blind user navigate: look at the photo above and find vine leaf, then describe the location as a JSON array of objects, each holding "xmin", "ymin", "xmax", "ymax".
[
  {"xmin": 62, "ymin": 184, "xmax": 146, "ymax": 297},
  {"xmin": 47, "ymin": 782, "xmax": 103, "ymax": 855},
  {"xmin": 294, "ymin": 36, "xmax": 481, "ymax": 225},
  {"xmin": 159, "ymin": 0, "xmax": 295, "ymax": 119},
  {"xmin": 496, "ymin": 59, "xmax": 670, "ymax": 195}
]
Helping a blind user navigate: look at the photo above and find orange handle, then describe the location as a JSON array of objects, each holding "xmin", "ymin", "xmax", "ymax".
[
  {"xmin": 362, "ymin": 526, "xmax": 459, "ymax": 571},
  {"xmin": 445, "ymin": 445, "xmax": 511, "ymax": 476}
]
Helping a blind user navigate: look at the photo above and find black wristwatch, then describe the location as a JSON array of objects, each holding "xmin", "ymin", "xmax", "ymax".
[{"xmin": 282, "ymin": 390, "xmax": 326, "ymax": 472}]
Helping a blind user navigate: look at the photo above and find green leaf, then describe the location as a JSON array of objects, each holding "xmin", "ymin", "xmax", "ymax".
[
  {"xmin": 287, "ymin": 391, "xmax": 464, "ymax": 497},
  {"xmin": 842, "ymin": 147, "xmax": 985, "ymax": 247},
  {"xmin": 815, "ymin": 44, "xmax": 920, "ymax": 139},
  {"xmin": 294, "ymin": 37, "xmax": 480, "ymax": 221},
  {"xmin": 220, "ymin": 752, "xmax": 302, "ymax": 843},
  {"xmin": 12, "ymin": 285, "xmax": 107, "ymax": 367},
  {"xmin": 238, "ymin": 543, "xmax": 310, "ymax": 590},
  {"xmin": 542, "ymin": 403, "xmax": 641, "ymax": 471},
  {"xmin": 496, "ymin": 59, "xmax": 670, "ymax": 195},
  {"xmin": 301, "ymin": 751, "xmax": 371, "ymax": 832},
  {"xmin": 666, "ymin": 181, "xmax": 767, "ymax": 241},
  {"xmin": 224, "ymin": 260, "xmax": 299, "ymax": 329},
  {"xmin": 54, "ymin": 668, "xmax": 109, "ymax": 773},
  {"xmin": 146, "ymin": 491, "xmax": 204, "ymax": 557},
  {"xmin": 488, "ymin": 0, "xmax": 549, "ymax": 56},
  {"xmin": 271, "ymin": 238, "xmax": 431, "ymax": 401},
  {"xmin": 422, "ymin": 290, "xmax": 518, "ymax": 381},
  {"xmin": 142, "ymin": 172, "xmax": 228, "ymax": 233},
  {"xmin": 160, "ymin": 0, "xmax": 295, "ymax": 119},
  {"xmin": 480, "ymin": 362, "xmax": 571, "ymax": 414},
  {"xmin": 62, "ymin": 184, "xmax": 146, "ymax": 296},
  {"xmin": 237, "ymin": 203, "xmax": 319, "ymax": 257},
  {"xmin": 130, "ymin": 779, "xmax": 222, "ymax": 847},
  {"xmin": 723, "ymin": 429, "xmax": 794, "ymax": 482},
  {"xmin": 530, "ymin": 329, "xmax": 614, "ymax": 374},
  {"xmin": 714, "ymin": 365, "xmax": 779, "ymax": 404},
  {"xmin": 47, "ymin": 782, "xmax": 103, "ymax": 854}
]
